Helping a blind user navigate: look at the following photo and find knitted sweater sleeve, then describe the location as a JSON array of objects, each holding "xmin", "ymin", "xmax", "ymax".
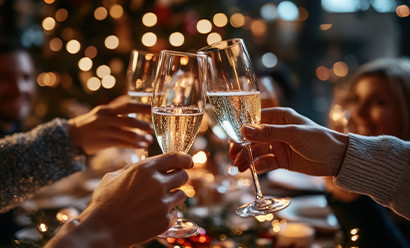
[
  {"xmin": 0, "ymin": 119, "xmax": 84, "ymax": 213},
  {"xmin": 335, "ymin": 133, "xmax": 410, "ymax": 219}
]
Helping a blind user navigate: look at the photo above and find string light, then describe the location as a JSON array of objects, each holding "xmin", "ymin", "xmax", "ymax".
[
  {"xmin": 213, "ymin": 13, "xmax": 228, "ymax": 27},
  {"xmin": 78, "ymin": 57, "xmax": 93, "ymax": 71},
  {"xmin": 262, "ymin": 52, "xmax": 278, "ymax": 68},
  {"xmin": 207, "ymin": 32, "xmax": 222, "ymax": 45},
  {"xmin": 109, "ymin": 4, "xmax": 123, "ymax": 19},
  {"xmin": 316, "ymin": 66, "xmax": 330, "ymax": 81},
  {"xmin": 49, "ymin": 37, "xmax": 63, "ymax": 52},
  {"xmin": 84, "ymin": 46, "xmax": 98, "ymax": 58},
  {"xmin": 102, "ymin": 75, "xmax": 116, "ymax": 89},
  {"xmin": 197, "ymin": 19, "xmax": 212, "ymax": 34},
  {"xmin": 230, "ymin": 13, "xmax": 245, "ymax": 28},
  {"xmin": 105, "ymin": 35, "xmax": 119, "ymax": 49},
  {"xmin": 251, "ymin": 19, "xmax": 267, "ymax": 37},
  {"xmin": 142, "ymin": 12, "xmax": 157, "ymax": 27},
  {"xmin": 87, "ymin": 77, "xmax": 101, "ymax": 91},
  {"xmin": 42, "ymin": 17, "xmax": 56, "ymax": 31},
  {"xmin": 298, "ymin": 7, "xmax": 309, "ymax": 21},
  {"xmin": 66, "ymin": 40, "xmax": 81, "ymax": 54},
  {"xmin": 94, "ymin": 6, "xmax": 108, "ymax": 21},
  {"xmin": 142, "ymin": 32, "xmax": 157, "ymax": 47},
  {"xmin": 44, "ymin": 0, "xmax": 54, "ymax": 4},
  {"xmin": 96, "ymin": 65, "xmax": 111, "ymax": 78},
  {"xmin": 55, "ymin": 9, "xmax": 68, "ymax": 22},
  {"xmin": 169, "ymin": 32, "xmax": 184, "ymax": 47},
  {"xmin": 260, "ymin": 3, "xmax": 278, "ymax": 21},
  {"xmin": 278, "ymin": 1, "xmax": 299, "ymax": 21},
  {"xmin": 320, "ymin": 24, "xmax": 332, "ymax": 31},
  {"xmin": 396, "ymin": 5, "xmax": 410, "ymax": 18},
  {"xmin": 333, "ymin": 61, "xmax": 348, "ymax": 77},
  {"xmin": 38, "ymin": 223, "xmax": 48, "ymax": 232}
]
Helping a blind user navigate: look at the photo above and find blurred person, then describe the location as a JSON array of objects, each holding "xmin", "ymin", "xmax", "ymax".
[
  {"xmin": 44, "ymin": 153, "xmax": 192, "ymax": 248},
  {"xmin": 0, "ymin": 42, "xmax": 153, "ymax": 244},
  {"xmin": 323, "ymin": 58, "xmax": 410, "ymax": 247},
  {"xmin": 229, "ymin": 107, "xmax": 410, "ymax": 220}
]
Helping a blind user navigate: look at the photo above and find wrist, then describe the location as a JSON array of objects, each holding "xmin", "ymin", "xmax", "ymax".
[{"xmin": 331, "ymin": 132, "xmax": 349, "ymax": 176}]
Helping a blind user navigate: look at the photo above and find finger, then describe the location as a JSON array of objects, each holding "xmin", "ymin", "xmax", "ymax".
[
  {"xmin": 260, "ymin": 107, "xmax": 310, "ymax": 125},
  {"xmin": 167, "ymin": 190, "xmax": 187, "ymax": 210},
  {"xmin": 165, "ymin": 170, "xmax": 189, "ymax": 191},
  {"xmin": 254, "ymin": 154, "xmax": 280, "ymax": 173},
  {"xmin": 101, "ymin": 115, "xmax": 154, "ymax": 134},
  {"xmin": 242, "ymin": 124, "xmax": 303, "ymax": 145},
  {"xmin": 228, "ymin": 141, "xmax": 243, "ymax": 161},
  {"xmin": 234, "ymin": 150, "xmax": 251, "ymax": 172},
  {"xmin": 168, "ymin": 209, "xmax": 178, "ymax": 228},
  {"xmin": 146, "ymin": 153, "xmax": 193, "ymax": 173},
  {"xmin": 109, "ymin": 102, "xmax": 152, "ymax": 116}
]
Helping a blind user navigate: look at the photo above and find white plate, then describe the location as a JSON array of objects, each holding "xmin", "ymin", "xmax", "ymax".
[
  {"xmin": 267, "ymin": 169, "xmax": 325, "ymax": 192},
  {"xmin": 277, "ymin": 195, "xmax": 340, "ymax": 233}
]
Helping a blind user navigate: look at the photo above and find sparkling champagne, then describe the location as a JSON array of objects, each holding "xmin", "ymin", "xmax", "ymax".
[
  {"xmin": 153, "ymin": 106, "xmax": 203, "ymax": 153},
  {"xmin": 129, "ymin": 91, "xmax": 153, "ymax": 122},
  {"xmin": 207, "ymin": 91, "xmax": 261, "ymax": 144}
]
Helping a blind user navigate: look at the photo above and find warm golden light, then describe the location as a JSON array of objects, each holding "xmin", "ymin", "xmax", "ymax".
[
  {"xmin": 44, "ymin": 0, "xmax": 54, "ymax": 4},
  {"xmin": 49, "ymin": 37, "xmax": 63, "ymax": 52},
  {"xmin": 55, "ymin": 9, "xmax": 68, "ymax": 22},
  {"xmin": 141, "ymin": 32, "xmax": 157, "ymax": 47},
  {"xmin": 333, "ymin": 61, "xmax": 348, "ymax": 77},
  {"xmin": 266, "ymin": 214, "xmax": 274, "ymax": 221},
  {"xmin": 207, "ymin": 32, "xmax": 222, "ymax": 45},
  {"xmin": 84, "ymin": 46, "xmax": 98, "ymax": 59},
  {"xmin": 255, "ymin": 215, "xmax": 267, "ymax": 222},
  {"xmin": 78, "ymin": 57, "xmax": 93, "ymax": 71},
  {"xmin": 350, "ymin": 228, "xmax": 359, "ymax": 235},
  {"xmin": 66, "ymin": 40, "xmax": 81, "ymax": 54},
  {"xmin": 193, "ymin": 151, "xmax": 207, "ymax": 164},
  {"xmin": 298, "ymin": 7, "xmax": 309, "ymax": 21},
  {"xmin": 105, "ymin": 35, "xmax": 119, "ymax": 49},
  {"xmin": 213, "ymin": 13, "xmax": 228, "ymax": 27},
  {"xmin": 109, "ymin": 4, "xmax": 123, "ymax": 19},
  {"xmin": 39, "ymin": 223, "xmax": 48, "ymax": 232},
  {"xmin": 169, "ymin": 32, "xmax": 184, "ymax": 47},
  {"xmin": 197, "ymin": 19, "xmax": 212, "ymax": 34},
  {"xmin": 251, "ymin": 19, "xmax": 267, "ymax": 36},
  {"xmin": 351, "ymin": 235, "xmax": 359, "ymax": 242},
  {"xmin": 94, "ymin": 6, "xmax": 108, "ymax": 21},
  {"xmin": 142, "ymin": 12, "xmax": 157, "ymax": 27},
  {"xmin": 37, "ymin": 72, "xmax": 58, "ymax": 87},
  {"xmin": 96, "ymin": 65, "xmax": 111, "ymax": 78},
  {"xmin": 87, "ymin": 77, "xmax": 101, "ymax": 91},
  {"xmin": 110, "ymin": 58, "xmax": 123, "ymax": 74},
  {"xmin": 102, "ymin": 75, "xmax": 116, "ymax": 89},
  {"xmin": 230, "ymin": 13, "xmax": 245, "ymax": 28},
  {"xmin": 316, "ymin": 66, "xmax": 330, "ymax": 81},
  {"xmin": 320, "ymin": 23, "xmax": 332, "ymax": 31},
  {"xmin": 42, "ymin": 17, "xmax": 56, "ymax": 31},
  {"xmin": 396, "ymin": 5, "xmax": 410, "ymax": 18}
]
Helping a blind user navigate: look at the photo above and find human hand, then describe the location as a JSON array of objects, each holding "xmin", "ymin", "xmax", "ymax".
[
  {"xmin": 68, "ymin": 95, "xmax": 154, "ymax": 155},
  {"xmin": 229, "ymin": 107, "xmax": 348, "ymax": 177},
  {"xmin": 45, "ymin": 153, "xmax": 192, "ymax": 248}
]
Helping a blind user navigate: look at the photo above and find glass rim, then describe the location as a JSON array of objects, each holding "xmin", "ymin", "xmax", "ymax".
[
  {"xmin": 198, "ymin": 38, "xmax": 244, "ymax": 52},
  {"xmin": 160, "ymin": 49, "xmax": 207, "ymax": 58}
]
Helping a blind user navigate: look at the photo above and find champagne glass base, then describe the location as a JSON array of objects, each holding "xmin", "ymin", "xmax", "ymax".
[
  {"xmin": 236, "ymin": 197, "xmax": 290, "ymax": 217},
  {"xmin": 158, "ymin": 218, "xmax": 200, "ymax": 238}
]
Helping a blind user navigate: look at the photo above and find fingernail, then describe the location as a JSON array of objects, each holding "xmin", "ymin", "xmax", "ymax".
[{"xmin": 244, "ymin": 125, "xmax": 257, "ymax": 137}]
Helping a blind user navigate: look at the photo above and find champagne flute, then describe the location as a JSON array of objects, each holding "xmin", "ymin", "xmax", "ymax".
[
  {"xmin": 199, "ymin": 38, "xmax": 290, "ymax": 217},
  {"xmin": 152, "ymin": 50, "xmax": 207, "ymax": 238},
  {"xmin": 126, "ymin": 50, "xmax": 159, "ymax": 160}
]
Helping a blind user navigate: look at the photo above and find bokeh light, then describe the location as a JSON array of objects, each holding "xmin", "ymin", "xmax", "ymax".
[
  {"xmin": 109, "ymin": 4, "xmax": 123, "ymax": 19},
  {"xmin": 102, "ymin": 75, "xmax": 116, "ymax": 89},
  {"xmin": 278, "ymin": 1, "xmax": 299, "ymax": 21},
  {"xmin": 169, "ymin": 32, "xmax": 184, "ymax": 47},
  {"xmin": 213, "ymin": 13, "xmax": 228, "ymax": 27},
  {"xmin": 396, "ymin": 5, "xmax": 410, "ymax": 18},
  {"xmin": 42, "ymin": 17, "xmax": 56, "ymax": 31},
  {"xmin": 110, "ymin": 58, "xmax": 123, "ymax": 74},
  {"xmin": 320, "ymin": 24, "xmax": 333, "ymax": 31},
  {"xmin": 44, "ymin": 0, "xmax": 54, "ymax": 4},
  {"xmin": 261, "ymin": 52, "xmax": 278, "ymax": 68},
  {"xmin": 49, "ymin": 37, "xmax": 63, "ymax": 52},
  {"xmin": 78, "ymin": 57, "xmax": 93, "ymax": 71},
  {"xmin": 66, "ymin": 39, "xmax": 81, "ymax": 54},
  {"xmin": 316, "ymin": 66, "xmax": 330, "ymax": 81},
  {"xmin": 84, "ymin": 46, "xmax": 98, "ymax": 59},
  {"xmin": 251, "ymin": 19, "xmax": 267, "ymax": 36},
  {"xmin": 55, "ymin": 9, "xmax": 68, "ymax": 22},
  {"xmin": 87, "ymin": 77, "xmax": 101, "ymax": 91},
  {"xmin": 96, "ymin": 65, "xmax": 111, "ymax": 78},
  {"xmin": 104, "ymin": 35, "xmax": 119, "ymax": 49},
  {"xmin": 141, "ymin": 32, "xmax": 157, "ymax": 47},
  {"xmin": 207, "ymin": 32, "xmax": 222, "ymax": 45},
  {"xmin": 197, "ymin": 19, "xmax": 212, "ymax": 34},
  {"xmin": 230, "ymin": 13, "xmax": 245, "ymax": 28},
  {"xmin": 298, "ymin": 7, "xmax": 309, "ymax": 21},
  {"xmin": 333, "ymin": 61, "xmax": 348, "ymax": 77},
  {"xmin": 94, "ymin": 6, "xmax": 108, "ymax": 21},
  {"xmin": 261, "ymin": 3, "xmax": 278, "ymax": 21},
  {"xmin": 142, "ymin": 12, "xmax": 157, "ymax": 27}
]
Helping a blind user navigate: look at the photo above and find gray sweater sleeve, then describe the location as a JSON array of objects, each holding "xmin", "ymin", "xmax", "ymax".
[
  {"xmin": 335, "ymin": 133, "xmax": 410, "ymax": 219},
  {"xmin": 0, "ymin": 118, "xmax": 84, "ymax": 213}
]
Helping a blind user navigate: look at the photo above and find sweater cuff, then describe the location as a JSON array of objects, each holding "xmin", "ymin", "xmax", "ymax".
[{"xmin": 335, "ymin": 133, "xmax": 405, "ymax": 207}]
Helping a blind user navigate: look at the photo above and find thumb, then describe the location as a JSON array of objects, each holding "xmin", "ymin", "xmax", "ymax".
[{"xmin": 242, "ymin": 124, "xmax": 300, "ymax": 145}]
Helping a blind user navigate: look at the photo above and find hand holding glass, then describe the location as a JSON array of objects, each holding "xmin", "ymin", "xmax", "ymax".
[
  {"xmin": 152, "ymin": 50, "xmax": 207, "ymax": 238},
  {"xmin": 199, "ymin": 38, "xmax": 290, "ymax": 217}
]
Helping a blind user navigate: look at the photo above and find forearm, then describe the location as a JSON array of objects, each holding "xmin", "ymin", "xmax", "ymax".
[
  {"xmin": 335, "ymin": 134, "xmax": 410, "ymax": 219},
  {"xmin": 0, "ymin": 119, "xmax": 84, "ymax": 212}
]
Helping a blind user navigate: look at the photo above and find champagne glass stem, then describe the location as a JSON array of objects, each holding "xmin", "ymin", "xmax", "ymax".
[{"xmin": 243, "ymin": 144, "xmax": 263, "ymax": 199}]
